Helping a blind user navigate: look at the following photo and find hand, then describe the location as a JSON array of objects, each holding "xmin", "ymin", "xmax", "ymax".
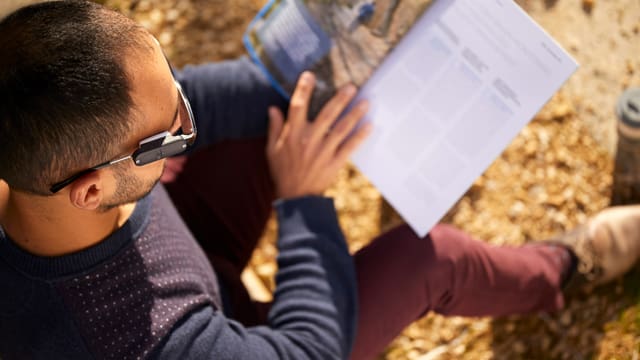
[
  {"xmin": 160, "ymin": 155, "xmax": 187, "ymax": 184},
  {"xmin": 267, "ymin": 72, "xmax": 372, "ymax": 199}
]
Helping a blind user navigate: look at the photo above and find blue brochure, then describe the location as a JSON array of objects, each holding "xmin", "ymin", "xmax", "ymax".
[{"xmin": 244, "ymin": 0, "xmax": 435, "ymax": 114}]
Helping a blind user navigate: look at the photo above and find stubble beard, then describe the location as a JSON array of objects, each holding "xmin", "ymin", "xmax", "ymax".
[{"xmin": 99, "ymin": 166, "xmax": 160, "ymax": 212}]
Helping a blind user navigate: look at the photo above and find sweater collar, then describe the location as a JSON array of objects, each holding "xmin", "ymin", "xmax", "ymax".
[{"xmin": 0, "ymin": 189, "xmax": 152, "ymax": 280}]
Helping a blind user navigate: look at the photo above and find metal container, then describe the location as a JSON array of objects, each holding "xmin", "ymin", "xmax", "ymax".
[{"xmin": 611, "ymin": 88, "xmax": 640, "ymax": 205}]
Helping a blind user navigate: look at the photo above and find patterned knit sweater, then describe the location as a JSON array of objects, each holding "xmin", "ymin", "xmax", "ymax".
[{"xmin": 0, "ymin": 185, "xmax": 357, "ymax": 359}]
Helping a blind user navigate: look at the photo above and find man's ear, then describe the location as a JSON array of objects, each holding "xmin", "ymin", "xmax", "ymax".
[{"xmin": 68, "ymin": 171, "xmax": 104, "ymax": 210}]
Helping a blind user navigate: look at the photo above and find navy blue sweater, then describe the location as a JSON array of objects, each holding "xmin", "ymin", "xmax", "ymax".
[
  {"xmin": 0, "ymin": 186, "xmax": 357, "ymax": 359},
  {"xmin": 0, "ymin": 58, "xmax": 358, "ymax": 359}
]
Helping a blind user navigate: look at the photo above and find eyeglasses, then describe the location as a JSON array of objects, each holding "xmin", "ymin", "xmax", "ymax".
[{"xmin": 49, "ymin": 80, "xmax": 197, "ymax": 194}]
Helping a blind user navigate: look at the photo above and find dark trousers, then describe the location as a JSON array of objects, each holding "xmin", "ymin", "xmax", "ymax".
[{"xmin": 162, "ymin": 137, "xmax": 566, "ymax": 360}]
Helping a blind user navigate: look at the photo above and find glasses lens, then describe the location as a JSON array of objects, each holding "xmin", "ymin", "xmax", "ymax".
[
  {"xmin": 177, "ymin": 85, "xmax": 195, "ymax": 137},
  {"xmin": 170, "ymin": 115, "xmax": 182, "ymax": 136}
]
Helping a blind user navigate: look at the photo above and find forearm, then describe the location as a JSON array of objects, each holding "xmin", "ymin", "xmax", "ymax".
[
  {"xmin": 154, "ymin": 196, "xmax": 357, "ymax": 359},
  {"xmin": 270, "ymin": 196, "xmax": 358, "ymax": 358}
]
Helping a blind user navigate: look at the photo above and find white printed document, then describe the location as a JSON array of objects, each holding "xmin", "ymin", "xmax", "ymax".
[{"xmin": 245, "ymin": 0, "xmax": 578, "ymax": 236}]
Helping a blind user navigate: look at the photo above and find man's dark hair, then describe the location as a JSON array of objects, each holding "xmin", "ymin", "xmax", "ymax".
[{"xmin": 0, "ymin": 0, "xmax": 149, "ymax": 195}]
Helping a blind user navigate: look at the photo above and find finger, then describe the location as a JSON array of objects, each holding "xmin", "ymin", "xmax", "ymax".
[
  {"xmin": 160, "ymin": 170, "xmax": 177, "ymax": 184},
  {"xmin": 306, "ymin": 84, "xmax": 357, "ymax": 149},
  {"xmin": 334, "ymin": 122, "xmax": 373, "ymax": 165},
  {"xmin": 166, "ymin": 156, "xmax": 187, "ymax": 173},
  {"xmin": 267, "ymin": 106, "xmax": 285, "ymax": 153},
  {"xmin": 288, "ymin": 72, "xmax": 315, "ymax": 137},
  {"xmin": 324, "ymin": 100, "xmax": 369, "ymax": 151}
]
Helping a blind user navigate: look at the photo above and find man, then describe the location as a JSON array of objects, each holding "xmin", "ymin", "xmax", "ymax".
[{"xmin": 0, "ymin": 1, "xmax": 639, "ymax": 359}]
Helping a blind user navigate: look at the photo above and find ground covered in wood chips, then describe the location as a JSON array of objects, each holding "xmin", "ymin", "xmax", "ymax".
[{"xmin": 4, "ymin": 0, "xmax": 637, "ymax": 358}]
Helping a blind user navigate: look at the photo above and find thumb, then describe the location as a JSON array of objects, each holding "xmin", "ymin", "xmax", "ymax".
[{"xmin": 267, "ymin": 106, "xmax": 285, "ymax": 152}]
